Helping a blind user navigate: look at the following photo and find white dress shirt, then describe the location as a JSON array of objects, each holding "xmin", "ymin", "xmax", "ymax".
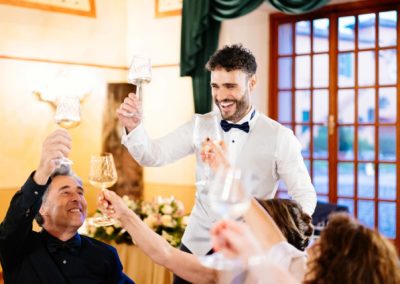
[{"xmin": 121, "ymin": 108, "xmax": 316, "ymax": 255}]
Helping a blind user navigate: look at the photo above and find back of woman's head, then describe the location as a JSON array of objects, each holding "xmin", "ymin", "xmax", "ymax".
[
  {"xmin": 257, "ymin": 199, "xmax": 313, "ymax": 251},
  {"xmin": 306, "ymin": 213, "xmax": 400, "ymax": 284}
]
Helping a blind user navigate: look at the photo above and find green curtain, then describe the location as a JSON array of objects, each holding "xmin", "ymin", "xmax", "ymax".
[
  {"xmin": 180, "ymin": 0, "xmax": 329, "ymax": 114},
  {"xmin": 268, "ymin": 0, "xmax": 330, "ymax": 14}
]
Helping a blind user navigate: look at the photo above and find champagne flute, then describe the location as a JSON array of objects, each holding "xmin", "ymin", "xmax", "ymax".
[
  {"xmin": 200, "ymin": 167, "xmax": 253, "ymax": 270},
  {"xmin": 54, "ymin": 96, "xmax": 81, "ymax": 165},
  {"xmin": 193, "ymin": 113, "xmax": 223, "ymax": 187},
  {"xmin": 88, "ymin": 153, "xmax": 118, "ymax": 226},
  {"xmin": 124, "ymin": 55, "xmax": 152, "ymax": 117}
]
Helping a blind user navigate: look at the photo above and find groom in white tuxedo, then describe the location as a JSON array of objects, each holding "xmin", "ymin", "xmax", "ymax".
[{"xmin": 117, "ymin": 44, "xmax": 316, "ymax": 283}]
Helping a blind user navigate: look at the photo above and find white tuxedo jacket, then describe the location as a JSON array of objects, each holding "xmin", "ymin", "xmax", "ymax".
[{"xmin": 122, "ymin": 111, "xmax": 316, "ymax": 255}]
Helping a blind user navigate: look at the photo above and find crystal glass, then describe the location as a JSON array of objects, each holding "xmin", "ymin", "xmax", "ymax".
[
  {"xmin": 54, "ymin": 96, "xmax": 81, "ymax": 165},
  {"xmin": 200, "ymin": 167, "xmax": 253, "ymax": 270},
  {"xmin": 124, "ymin": 55, "xmax": 152, "ymax": 117},
  {"xmin": 88, "ymin": 153, "xmax": 118, "ymax": 226},
  {"xmin": 193, "ymin": 113, "xmax": 223, "ymax": 187}
]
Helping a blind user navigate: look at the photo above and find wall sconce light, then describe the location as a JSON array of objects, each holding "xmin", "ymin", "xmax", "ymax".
[{"xmin": 32, "ymin": 68, "xmax": 93, "ymax": 108}]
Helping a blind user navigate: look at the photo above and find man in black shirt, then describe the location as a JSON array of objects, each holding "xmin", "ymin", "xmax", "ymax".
[{"xmin": 0, "ymin": 129, "xmax": 134, "ymax": 284}]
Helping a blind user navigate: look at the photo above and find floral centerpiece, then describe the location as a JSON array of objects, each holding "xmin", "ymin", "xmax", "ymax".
[{"xmin": 83, "ymin": 195, "xmax": 189, "ymax": 248}]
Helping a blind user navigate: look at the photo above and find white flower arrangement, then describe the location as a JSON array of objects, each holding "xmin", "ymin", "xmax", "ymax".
[{"xmin": 84, "ymin": 195, "xmax": 189, "ymax": 248}]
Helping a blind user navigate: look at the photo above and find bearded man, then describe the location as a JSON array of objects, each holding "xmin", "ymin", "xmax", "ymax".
[{"xmin": 116, "ymin": 44, "xmax": 316, "ymax": 284}]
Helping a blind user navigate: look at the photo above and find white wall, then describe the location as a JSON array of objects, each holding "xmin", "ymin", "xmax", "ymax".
[{"xmin": 0, "ymin": 0, "xmax": 128, "ymax": 187}]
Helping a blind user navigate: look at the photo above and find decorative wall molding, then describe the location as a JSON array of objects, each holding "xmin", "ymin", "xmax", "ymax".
[{"xmin": 0, "ymin": 54, "xmax": 179, "ymax": 70}]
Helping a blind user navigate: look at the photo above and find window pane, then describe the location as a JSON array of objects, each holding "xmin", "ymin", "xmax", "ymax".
[
  {"xmin": 339, "ymin": 16, "xmax": 355, "ymax": 51},
  {"xmin": 296, "ymin": 125, "xmax": 310, "ymax": 158},
  {"xmin": 338, "ymin": 90, "xmax": 354, "ymax": 123},
  {"xmin": 358, "ymin": 162, "xmax": 375, "ymax": 198},
  {"xmin": 313, "ymin": 160, "xmax": 328, "ymax": 194},
  {"xmin": 278, "ymin": 91, "xmax": 292, "ymax": 122},
  {"xmin": 296, "ymin": 21, "xmax": 310, "ymax": 54},
  {"xmin": 379, "ymin": 11, "xmax": 397, "ymax": 47},
  {"xmin": 278, "ymin": 23, "xmax": 293, "ymax": 55},
  {"xmin": 379, "ymin": 49, "xmax": 397, "ymax": 85},
  {"xmin": 278, "ymin": 57, "xmax": 292, "ymax": 89},
  {"xmin": 338, "ymin": 198, "xmax": 354, "ymax": 216},
  {"xmin": 317, "ymin": 195, "xmax": 329, "ymax": 202},
  {"xmin": 313, "ymin": 18, "xmax": 329, "ymax": 52},
  {"xmin": 379, "ymin": 164, "xmax": 396, "ymax": 200},
  {"xmin": 358, "ymin": 51, "xmax": 375, "ymax": 86},
  {"xmin": 379, "ymin": 126, "xmax": 396, "ymax": 161},
  {"xmin": 295, "ymin": 56, "xmax": 311, "ymax": 88},
  {"xmin": 295, "ymin": 90, "xmax": 310, "ymax": 123},
  {"xmin": 313, "ymin": 126, "xmax": 328, "ymax": 158},
  {"xmin": 379, "ymin": 87, "xmax": 396, "ymax": 123},
  {"xmin": 358, "ymin": 14, "xmax": 376, "ymax": 49},
  {"xmin": 358, "ymin": 88, "xmax": 375, "ymax": 123},
  {"xmin": 313, "ymin": 90, "xmax": 328, "ymax": 123},
  {"xmin": 358, "ymin": 200, "xmax": 375, "ymax": 228},
  {"xmin": 304, "ymin": 159, "xmax": 311, "ymax": 175},
  {"xmin": 313, "ymin": 54, "xmax": 329, "ymax": 87},
  {"xmin": 378, "ymin": 202, "xmax": 396, "ymax": 238},
  {"xmin": 338, "ymin": 162, "xmax": 354, "ymax": 197},
  {"xmin": 338, "ymin": 126, "xmax": 354, "ymax": 160},
  {"xmin": 358, "ymin": 126, "xmax": 375, "ymax": 160},
  {"xmin": 338, "ymin": 52, "xmax": 355, "ymax": 87}
]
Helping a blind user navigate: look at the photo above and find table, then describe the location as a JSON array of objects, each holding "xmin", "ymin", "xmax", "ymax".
[{"xmin": 113, "ymin": 243, "xmax": 173, "ymax": 284}]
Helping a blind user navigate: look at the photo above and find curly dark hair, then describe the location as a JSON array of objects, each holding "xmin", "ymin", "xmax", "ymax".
[
  {"xmin": 305, "ymin": 213, "xmax": 400, "ymax": 284},
  {"xmin": 257, "ymin": 199, "xmax": 314, "ymax": 251},
  {"xmin": 206, "ymin": 44, "xmax": 257, "ymax": 76}
]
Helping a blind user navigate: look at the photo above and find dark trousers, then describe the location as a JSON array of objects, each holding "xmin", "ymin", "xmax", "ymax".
[{"xmin": 172, "ymin": 243, "xmax": 214, "ymax": 284}]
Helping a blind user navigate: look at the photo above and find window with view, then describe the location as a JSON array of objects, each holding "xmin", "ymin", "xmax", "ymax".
[{"xmin": 270, "ymin": 0, "xmax": 399, "ymax": 249}]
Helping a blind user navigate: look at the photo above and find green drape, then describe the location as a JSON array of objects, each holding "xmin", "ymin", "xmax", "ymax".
[
  {"xmin": 180, "ymin": 0, "xmax": 329, "ymax": 114},
  {"xmin": 268, "ymin": 0, "xmax": 330, "ymax": 14}
]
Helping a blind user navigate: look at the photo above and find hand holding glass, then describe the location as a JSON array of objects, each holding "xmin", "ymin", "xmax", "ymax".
[
  {"xmin": 54, "ymin": 96, "xmax": 81, "ymax": 165},
  {"xmin": 193, "ymin": 113, "xmax": 223, "ymax": 186},
  {"xmin": 89, "ymin": 153, "xmax": 118, "ymax": 226}
]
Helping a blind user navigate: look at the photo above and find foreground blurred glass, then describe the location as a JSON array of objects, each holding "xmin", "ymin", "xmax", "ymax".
[{"xmin": 200, "ymin": 167, "xmax": 253, "ymax": 270}]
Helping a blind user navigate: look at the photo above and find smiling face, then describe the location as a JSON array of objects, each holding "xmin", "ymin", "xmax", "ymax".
[
  {"xmin": 39, "ymin": 175, "xmax": 87, "ymax": 233},
  {"xmin": 211, "ymin": 68, "xmax": 256, "ymax": 123}
]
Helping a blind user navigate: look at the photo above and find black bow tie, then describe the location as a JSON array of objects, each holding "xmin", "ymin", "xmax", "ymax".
[
  {"xmin": 220, "ymin": 120, "xmax": 250, "ymax": 133},
  {"xmin": 46, "ymin": 234, "xmax": 81, "ymax": 255}
]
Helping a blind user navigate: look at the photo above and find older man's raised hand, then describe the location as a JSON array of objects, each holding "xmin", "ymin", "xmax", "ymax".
[{"xmin": 33, "ymin": 129, "xmax": 72, "ymax": 185}]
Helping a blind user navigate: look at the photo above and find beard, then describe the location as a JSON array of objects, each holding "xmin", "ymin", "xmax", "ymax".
[{"xmin": 216, "ymin": 88, "xmax": 250, "ymax": 122}]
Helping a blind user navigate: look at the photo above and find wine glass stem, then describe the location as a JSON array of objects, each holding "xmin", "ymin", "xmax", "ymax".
[{"xmin": 136, "ymin": 82, "xmax": 143, "ymax": 101}]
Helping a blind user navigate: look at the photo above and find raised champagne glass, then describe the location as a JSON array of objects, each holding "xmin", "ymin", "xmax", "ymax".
[
  {"xmin": 88, "ymin": 153, "xmax": 118, "ymax": 226},
  {"xmin": 124, "ymin": 55, "xmax": 152, "ymax": 117},
  {"xmin": 193, "ymin": 113, "xmax": 223, "ymax": 187},
  {"xmin": 54, "ymin": 96, "xmax": 81, "ymax": 165}
]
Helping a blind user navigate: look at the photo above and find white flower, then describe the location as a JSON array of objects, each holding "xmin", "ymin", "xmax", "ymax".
[
  {"xmin": 161, "ymin": 230, "xmax": 173, "ymax": 242},
  {"xmin": 105, "ymin": 226, "xmax": 114, "ymax": 235},
  {"xmin": 181, "ymin": 216, "xmax": 189, "ymax": 227},
  {"xmin": 161, "ymin": 204, "xmax": 173, "ymax": 214},
  {"xmin": 144, "ymin": 214, "xmax": 159, "ymax": 229},
  {"xmin": 161, "ymin": 215, "xmax": 175, "ymax": 227}
]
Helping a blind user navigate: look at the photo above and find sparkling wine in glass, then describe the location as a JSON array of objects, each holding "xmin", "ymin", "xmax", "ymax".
[
  {"xmin": 200, "ymin": 167, "xmax": 253, "ymax": 270},
  {"xmin": 124, "ymin": 55, "xmax": 152, "ymax": 117},
  {"xmin": 54, "ymin": 96, "xmax": 81, "ymax": 165},
  {"xmin": 193, "ymin": 113, "xmax": 223, "ymax": 187},
  {"xmin": 88, "ymin": 153, "xmax": 118, "ymax": 226}
]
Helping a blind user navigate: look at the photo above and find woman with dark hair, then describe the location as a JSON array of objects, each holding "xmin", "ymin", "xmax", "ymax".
[{"xmin": 212, "ymin": 211, "xmax": 400, "ymax": 284}]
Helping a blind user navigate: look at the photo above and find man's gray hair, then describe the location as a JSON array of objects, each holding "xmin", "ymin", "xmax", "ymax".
[{"xmin": 35, "ymin": 165, "xmax": 82, "ymax": 226}]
